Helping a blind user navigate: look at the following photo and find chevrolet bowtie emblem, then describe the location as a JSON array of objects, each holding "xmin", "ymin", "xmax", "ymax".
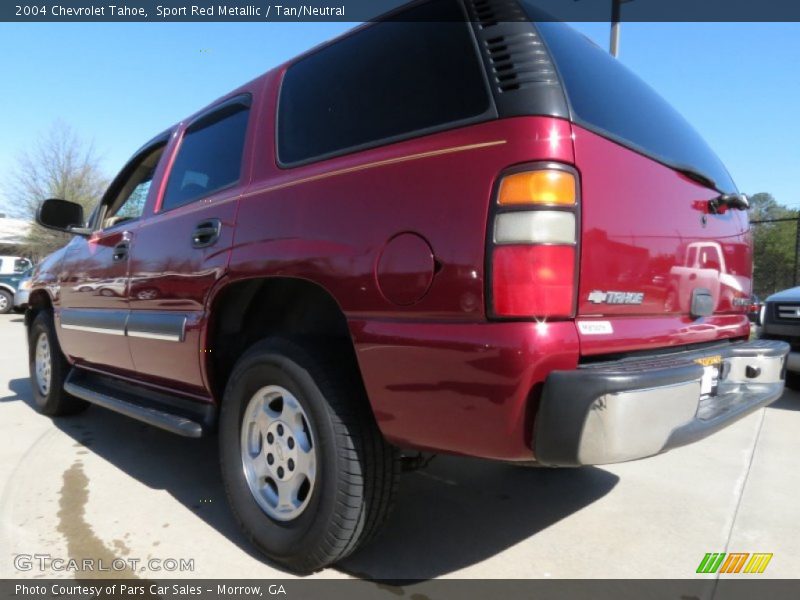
[{"xmin": 588, "ymin": 290, "xmax": 645, "ymax": 305}]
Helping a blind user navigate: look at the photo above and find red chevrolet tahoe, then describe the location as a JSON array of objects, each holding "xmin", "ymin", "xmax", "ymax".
[{"xmin": 26, "ymin": 0, "xmax": 788, "ymax": 572}]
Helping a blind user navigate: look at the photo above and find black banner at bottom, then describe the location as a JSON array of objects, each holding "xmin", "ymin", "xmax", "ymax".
[{"xmin": 3, "ymin": 580, "xmax": 800, "ymax": 600}]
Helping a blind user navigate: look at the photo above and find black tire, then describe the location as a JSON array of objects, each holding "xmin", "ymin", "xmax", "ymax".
[
  {"xmin": 219, "ymin": 337, "xmax": 399, "ymax": 573},
  {"xmin": 28, "ymin": 311, "xmax": 88, "ymax": 416},
  {"xmin": 785, "ymin": 372, "xmax": 800, "ymax": 391},
  {"xmin": 0, "ymin": 289, "xmax": 13, "ymax": 314}
]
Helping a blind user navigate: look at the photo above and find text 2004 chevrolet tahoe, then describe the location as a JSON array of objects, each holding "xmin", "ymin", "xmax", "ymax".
[{"xmin": 26, "ymin": 0, "xmax": 788, "ymax": 572}]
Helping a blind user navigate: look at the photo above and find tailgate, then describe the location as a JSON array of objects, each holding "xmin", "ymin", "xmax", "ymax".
[
  {"xmin": 574, "ymin": 125, "xmax": 752, "ymax": 320},
  {"xmin": 531, "ymin": 20, "xmax": 752, "ymax": 352}
]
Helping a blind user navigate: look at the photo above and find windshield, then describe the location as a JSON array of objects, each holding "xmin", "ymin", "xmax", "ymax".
[
  {"xmin": 14, "ymin": 258, "xmax": 33, "ymax": 273},
  {"xmin": 528, "ymin": 17, "xmax": 737, "ymax": 193}
]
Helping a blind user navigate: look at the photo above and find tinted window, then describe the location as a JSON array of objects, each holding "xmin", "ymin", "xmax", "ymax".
[
  {"xmin": 531, "ymin": 18, "xmax": 736, "ymax": 192},
  {"xmin": 277, "ymin": 0, "xmax": 491, "ymax": 165},
  {"xmin": 162, "ymin": 105, "xmax": 249, "ymax": 211}
]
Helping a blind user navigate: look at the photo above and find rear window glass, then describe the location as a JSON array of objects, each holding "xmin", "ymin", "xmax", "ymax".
[
  {"xmin": 162, "ymin": 105, "xmax": 249, "ymax": 211},
  {"xmin": 530, "ymin": 18, "xmax": 736, "ymax": 192},
  {"xmin": 277, "ymin": 0, "xmax": 491, "ymax": 166}
]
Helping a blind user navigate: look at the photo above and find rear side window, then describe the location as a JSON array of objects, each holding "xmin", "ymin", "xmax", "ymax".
[
  {"xmin": 701, "ymin": 246, "xmax": 722, "ymax": 270},
  {"xmin": 277, "ymin": 0, "xmax": 492, "ymax": 166},
  {"xmin": 687, "ymin": 247, "xmax": 698, "ymax": 267},
  {"xmin": 162, "ymin": 103, "xmax": 250, "ymax": 211},
  {"xmin": 531, "ymin": 18, "xmax": 736, "ymax": 193}
]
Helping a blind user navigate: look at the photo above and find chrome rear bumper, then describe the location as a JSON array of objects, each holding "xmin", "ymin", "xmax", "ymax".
[{"xmin": 534, "ymin": 339, "xmax": 789, "ymax": 466}]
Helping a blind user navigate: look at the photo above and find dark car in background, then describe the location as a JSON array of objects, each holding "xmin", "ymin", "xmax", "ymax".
[{"xmin": 760, "ymin": 287, "xmax": 800, "ymax": 387}]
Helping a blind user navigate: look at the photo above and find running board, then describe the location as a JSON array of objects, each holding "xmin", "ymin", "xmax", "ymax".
[{"xmin": 64, "ymin": 369, "xmax": 210, "ymax": 438}]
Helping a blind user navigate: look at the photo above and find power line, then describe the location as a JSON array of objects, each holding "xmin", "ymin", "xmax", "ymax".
[{"xmin": 750, "ymin": 217, "xmax": 799, "ymax": 224}]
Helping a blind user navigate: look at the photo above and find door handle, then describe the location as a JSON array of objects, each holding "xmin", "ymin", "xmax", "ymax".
[
  {"xmin": 112, "ymin": 240, "xmax": 129, "ymax": 262},
  {"xmin": 192, "ymin": 219, "xmax": 222, "ymax": 249}
]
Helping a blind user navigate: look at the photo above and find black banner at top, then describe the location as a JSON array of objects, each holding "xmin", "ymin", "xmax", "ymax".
[{"xmin": 3, "ymin": 0, "xmax": 800, "ymax": 23}]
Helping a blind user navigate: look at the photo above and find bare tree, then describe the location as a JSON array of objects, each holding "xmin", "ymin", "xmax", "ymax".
[{"xmin": 6, "ymin": 121, "xmax": 107, "ymax": 258}]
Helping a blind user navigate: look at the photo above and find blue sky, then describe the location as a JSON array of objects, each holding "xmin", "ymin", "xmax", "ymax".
[{"xmin": 0, "ymin": 21, "xmax": 798, "ymax": 216}]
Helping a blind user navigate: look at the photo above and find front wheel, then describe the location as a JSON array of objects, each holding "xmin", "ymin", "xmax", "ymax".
[
  {"xmin": 28, "ymin": 311, "xmax": 88, "ymax": 416},
  {"xmin": 219, "ymin": 337, "xmax": 399, "ymax": 573}
]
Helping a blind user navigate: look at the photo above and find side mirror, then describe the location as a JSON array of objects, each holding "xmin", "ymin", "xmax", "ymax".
[{"xmin": 36, "ymin": 199, "xmax": 91, "ymax": 236}]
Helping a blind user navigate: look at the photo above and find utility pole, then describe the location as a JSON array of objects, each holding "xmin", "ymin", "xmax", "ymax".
[
  {"xmin": 575, "ymin": 0, "xmax": 630, "ymax": 57},
  {"xmin": 610, "ymin": 0, "xmax": 621, "ymax": 57},
  {"xmin": 794, "ymin": 219, "xmax": 800, "ymax": 286}
]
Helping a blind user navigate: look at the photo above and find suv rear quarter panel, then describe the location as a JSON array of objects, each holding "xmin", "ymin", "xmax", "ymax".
[
  {"xmin": 225, "ymin": 72, "xmax": 578, "ymax": 457},
  {"xmin": 235, "ymin": 106, "xmax": 574, "ymax": 321}
]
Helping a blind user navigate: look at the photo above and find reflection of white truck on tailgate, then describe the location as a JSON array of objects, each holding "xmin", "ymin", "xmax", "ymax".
[{"xmin": 667, "ymin": 241, "xmax": 749, "ymax": 312}]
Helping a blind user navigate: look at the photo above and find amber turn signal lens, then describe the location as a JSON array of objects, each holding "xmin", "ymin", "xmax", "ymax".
[{"xmin": 497, "ymin": 169, "xmax": 576, "ymax": 206}]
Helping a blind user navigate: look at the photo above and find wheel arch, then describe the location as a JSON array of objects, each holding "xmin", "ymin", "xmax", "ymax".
[
  {"xmin": 24, "ymin": 288, "xmax": 55, "ymax": 329},
  {"xmin": 204, "ymin": 275, "xmax": 361, "ymax": 402}
]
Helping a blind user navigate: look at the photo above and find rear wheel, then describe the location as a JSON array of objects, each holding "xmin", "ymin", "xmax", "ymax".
[
  {"xmin": 219, "ymin": 337, "xmax": 399, "ymax": 573},
  {"xmin": 785, "ymin": 372, "xmax": 800, "ymax": 391},
  {"xmin": 0, "ymin": 290, "xmax": 12, "ymax": 314},
  {"xmin": 28, "ymin": 311, "xmax": 88, "ymax": 416}
]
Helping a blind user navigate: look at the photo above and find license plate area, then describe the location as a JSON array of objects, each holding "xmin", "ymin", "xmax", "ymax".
[{"xmin": 695, "ymin": 355, "xmax": 723, "ymax": 398}]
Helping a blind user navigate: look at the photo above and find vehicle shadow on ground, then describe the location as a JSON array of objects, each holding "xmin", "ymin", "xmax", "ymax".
[
  {"xmin": 769, "ymin": 389, "xmax": 800, "ymax": 411},
  {"xmin": 340, "ymin": 459, "xmax": 618, "ymax": 579},
  {"xmin": 4, "ymin": 377, "xmax": 618, "ymax": 579}
]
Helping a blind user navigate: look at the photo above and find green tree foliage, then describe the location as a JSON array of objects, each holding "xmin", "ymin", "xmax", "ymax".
[
  {"xmin": 6, "ymin": 121, "xmax": 107, "ymax": 258},
  {"xmin": 749, "ymin": 192, "xmax": 798, "ymax": 297}
]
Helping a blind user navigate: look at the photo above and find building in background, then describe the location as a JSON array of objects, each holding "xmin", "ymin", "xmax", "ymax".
[{"xmin": 0, "ymin": 213, "xmax": 32, "ymax": 257}]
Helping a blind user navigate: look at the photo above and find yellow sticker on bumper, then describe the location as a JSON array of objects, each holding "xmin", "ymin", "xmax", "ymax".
[{"xmin": 694, "ymin": 355, "xmax": 722, "ymax": 367}]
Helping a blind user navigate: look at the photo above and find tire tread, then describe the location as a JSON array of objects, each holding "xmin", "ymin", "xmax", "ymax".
[{"xmin": 220, "ymin": 336, "xmax": 399, "ymax": 573}]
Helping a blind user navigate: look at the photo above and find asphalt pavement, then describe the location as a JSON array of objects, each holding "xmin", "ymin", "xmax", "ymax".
[{"xmin": 0, "ymin": 313, "xmax": 797, "ymax": 580}]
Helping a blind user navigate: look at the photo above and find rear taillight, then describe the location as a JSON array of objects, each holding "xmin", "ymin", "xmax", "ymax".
[{"xmin": 489, "ymin": 164, "xmax": 579, "ymax": 318}]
